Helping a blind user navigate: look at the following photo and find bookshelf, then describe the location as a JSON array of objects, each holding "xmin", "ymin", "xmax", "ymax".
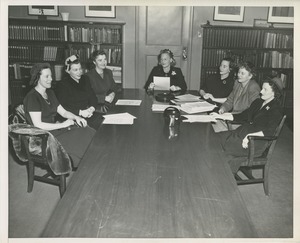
[
  {"xmin": 8, "ymin": 18, "xmax": 124, "ymax": 106},
  {"xmin": 200, "ymin": 25, "xmax": 293, "ymax": 112}
]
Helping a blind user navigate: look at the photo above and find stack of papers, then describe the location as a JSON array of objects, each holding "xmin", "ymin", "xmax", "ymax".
[
  {"xmin": 115, "ymin": 99, "xmax": 142, "ymax": 106},
  {"xmin": 180, "ymin": 101, "xmax": 216, "ymax": 114},
  {"xmin": 153, "ymin": 76, "xmax": 170, "ymax": 90},
  {"xmin": 152, "ymin": 103, "xmax": 179, "ymax": 112},
  {"xmin": 173, "ymin": 94, "xmax": 201, "ymax": 102},
  {"xmin": 102, "ymin": 112, "xmax": 136, "ymax": 125},
  {"xmin": 182, "ymin": 115, "xmax": 217, "ymax": 123}
]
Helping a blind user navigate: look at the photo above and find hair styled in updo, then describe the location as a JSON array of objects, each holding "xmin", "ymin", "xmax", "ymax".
[
  {"xmin": 30, "ymin": 63, "xmax": 51, "ymax": 86},
  {"xmin": 157, "ymin": 49, "xmax": 176, "ymax": 66}
]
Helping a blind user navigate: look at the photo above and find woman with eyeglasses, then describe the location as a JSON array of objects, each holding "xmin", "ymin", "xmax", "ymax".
[
  {"xmin": 55, "ymin": 55, "xmax": 102, "ymax": 130},
  {"xmin": 144, "ymin": 49, "xmax": 187, "ymax": 93}
]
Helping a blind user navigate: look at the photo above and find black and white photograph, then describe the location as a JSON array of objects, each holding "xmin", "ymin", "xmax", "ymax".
[{"xmin": 1, "ymin": 1, "xmax": 299, "ymax": 243}]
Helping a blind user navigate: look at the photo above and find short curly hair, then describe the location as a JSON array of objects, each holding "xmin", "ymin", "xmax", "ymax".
[
  {"xmin": 157, "ymin": 49, "xmax": 176, "ymax": 66},
  {"xmin": 237, "ymin": 61, "xmax": 256, "ymax": 77}
]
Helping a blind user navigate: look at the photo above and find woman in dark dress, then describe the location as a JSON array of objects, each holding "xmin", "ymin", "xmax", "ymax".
[
  {"xmin": 199, "ymin": 57, "xmax": 236, "ymax": 104},
  {"xmin": 85, "ymin": 50, "xmax": 119, "ymax": 113},
  {"xmin": 144, "ymin": 49, "xmax": 187, "ymax": 93},
  {"xmin": 211, "ymin": 77, "xmax": 284, "ymax": 173},
  {"xmin": 23, "ymin": 63, "xmax": 96, "ymax": 167},
  {"xmin": 55, "ymin": 55, "xmax": 102, "ymax": 129}
]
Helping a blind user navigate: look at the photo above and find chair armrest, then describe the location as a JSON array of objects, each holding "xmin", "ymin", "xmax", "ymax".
[{"xmin": 248, "ymin": 136, "xmax": 277, "ymax": 141}]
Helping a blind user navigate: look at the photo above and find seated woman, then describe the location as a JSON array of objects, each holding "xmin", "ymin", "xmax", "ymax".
[
  {"xmin": 144, "ymin": 49, "xmax": 187, "ymax": 93},
  {"xmin": 55, "ymin": 55, "xmax": 102, "ymax": 130},
  {"xmin": 85, "ymin": 50, "xmax": 119, "ymax": 113},
  {"xmin": 219, "ymin": 61, "xmax": 260, "ymax": 114},
  {"xmin": 199, "ymin": 57, "xmax": 236, "ymax": 104},
  {"xmin": 211, "ymin": 77, "xmax": 284, "ymax": 173},
  {"xmin": 23, "ymin": 63, "xmax": 96, "ymax": 167}
]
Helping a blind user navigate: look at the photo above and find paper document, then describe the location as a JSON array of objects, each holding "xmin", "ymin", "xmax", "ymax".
[
  {"xmin": 102, "ymin": 112, "xmax": 136, "ymax": 125},
  {"xmin": 180, "ymin": 101, "xmax": 216, "ymax": 114},
  {"xmin": 153, "ymin": 76, "xmax": 170, "ymax": 90},
  {"xmin": 152, "ymin": 104, "xmax": 179, "ymax": 112},
  {"xmin": 182, "ymin": 115, "xmax": 217, "ymax": 123},
  {"xmin": 211, "ymin": 120, "xmax": 229, "ymax": 133},
  {"xmin": 116, "ymin": 99, "xmax": 142, "ymax": 106},
  {"xmin": 174, "ymin": 94, "xmax": 201, "ymax": 102}
]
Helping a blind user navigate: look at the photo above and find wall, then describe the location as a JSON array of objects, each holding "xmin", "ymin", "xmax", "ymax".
[
  {"xmin": 9, "ymin": 6, "xmax": 293, "ymax": 90},
  {"xmin": 9, "ymin": 6, "xmax": 137, "ymax": 88}
]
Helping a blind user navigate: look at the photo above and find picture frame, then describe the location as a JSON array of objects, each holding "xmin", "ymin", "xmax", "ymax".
[
  {"xmin": 28, "ymin": 6, "xmax": 58, "ymax": 16},
  {"xmin": 267, "ymin": 7, "xmax": 294, "ymax": 23},
  {"xmin": 213, "ymin": 6, "xmax": 245, "ymax": 22},
  {"xmin": 253, "ymin": 19, "xmax": 270, "ymax": 28},
  {"xmin": 85, "ymin": 6, "xmax": 116, "ymax": 18}
]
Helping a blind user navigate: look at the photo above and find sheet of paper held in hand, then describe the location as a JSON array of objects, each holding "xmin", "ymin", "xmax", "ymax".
[
  {"xmin": 153, "ymin": 76, "xmax": 170, "ymax": 90},
  {"xmin": 102, "ymin": 112, "xmax": 136, "ymax": 125},
  {"xmin": 115, "ymin": 99, "xmax": 142, "ymax": 106}
]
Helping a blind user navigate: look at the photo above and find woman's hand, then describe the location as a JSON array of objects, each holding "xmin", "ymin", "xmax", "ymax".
[
  {"xmin": 79, "ymin": 108, "xmax": 93, "ymax": 118},
  {"xmin": 148, "ymin": 82, "xmax": 155, "ymax": 90},
  {"xmin": 105, "ymin": 92, "xmax": 115, "ymax": 103},
  {"xmin": 74, "ymin": 116, "xmax": 87, "ymax": 127},
  {"xmin": 210, "ymin": 112, "xmax": 233, "ymax": 121},
  {"xmin": 170, "ymin": 85, "xmax": 181, "ymax": 92},
  {"xmin": 203, "ymin": 93, "xmax": 214, "ymax": 100},
  {"xmin": 242, "ymin": 136, "xmax": 249, "ymax": 149},
  {"xmin": 219, "ymin": 107, "xmax": 225, "ymax": 114},
  {"xmin": 63, "ymin": 119, "xmax": 75, "ymax": 128}
]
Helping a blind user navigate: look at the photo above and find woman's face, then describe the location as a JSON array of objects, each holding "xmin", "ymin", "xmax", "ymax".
[
  {"xmin": 260, "ymin": 82, "xmax": 275, "ymax": 101},
  {"xmin": 38, "ymin": 68, "xmax": 52, "ymax": 89},
  {"xmin": 219, "ymin": 60, "xmax": 230, "ymax": 75},
  {"xmin": 160, "ymin": 53, "xmax": 172, "ymax": 69},
  {"xmin": 68, "ymin": 63, "xmax": 83, "ymax": 81},
  {"xmin": 237, "ymin": 67, "xmax": 252, "ymax": 83},
  {"xmin": 94, "ymin": 54, "xmax": 107, "ymax": 70}
]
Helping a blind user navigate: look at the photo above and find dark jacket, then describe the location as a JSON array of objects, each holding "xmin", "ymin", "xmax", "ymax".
[{"xmin": 144, "ymin": 65, "xmax": 187, "ymax": 92}]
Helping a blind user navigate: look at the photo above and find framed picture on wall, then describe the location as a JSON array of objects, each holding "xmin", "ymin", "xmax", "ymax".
[
  {"xmin": 213, "ymin": 6, "xmax": 245, "ymax": 22},
  {"xmin": 267, "ymin": 7, "xmax": 294, "ymax": 23},
  {"xmin": 85, "ymin": 6, "xmax": 116, "ymax": 18},
  {"xmin": 28, "ymin": 6, "xmax": 58, "ymax": 16}
]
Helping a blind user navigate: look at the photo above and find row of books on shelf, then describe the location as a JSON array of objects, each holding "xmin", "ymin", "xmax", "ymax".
[
  {"xmin": 69, "ymin": 26, "xmax": 121, "ymax": 44},
  {"xmin": 9, "ymin": 25, "xmax": 65, "ymax": 41},
  {"xmin": 66, "ymin": 45, "xmax": 122, "ymax": 64},
  {"xmin": 203, "ymin": 28, "xmax": 293, "ymax": 49},
  {"xmin": 9, "ymin": 45, "xmax": 65, "ymax": 62},
  {"xmin": 262, "ymin": 32, "xmax": 293, "ymax": 49},
  {"xmin": 202, "ymin": 49, "xmax": 293, "ymax": 69}
]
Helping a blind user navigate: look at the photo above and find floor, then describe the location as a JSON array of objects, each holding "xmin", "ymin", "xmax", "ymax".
[{"xmin": 7, "ymin": 124, "xmax": 294, "ymax": 238}]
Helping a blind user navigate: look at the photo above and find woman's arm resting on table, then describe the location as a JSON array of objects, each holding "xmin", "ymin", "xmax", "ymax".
[{"xmin": 57, "ymin": 105, "xmax": 87, "ymax": 127}]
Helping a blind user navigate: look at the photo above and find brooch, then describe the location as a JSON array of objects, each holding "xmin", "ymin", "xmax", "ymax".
[
  {"xmin": 222, "ymin": 80, "xmax": 227, "ymax": 84},
  {"xmin": 171, "ymin": 71, "xmax": 176, "ymax": 75},
  {"xmin": 266, "ymin": 106, "xmax": 270, "ymax": 110}
]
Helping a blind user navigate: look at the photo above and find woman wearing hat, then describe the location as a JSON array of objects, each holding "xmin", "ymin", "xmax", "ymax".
[
  {"xmin": 55, "ymin": 55, "xmax": 102, "ymax": 130},
  {"xmin": 23, "ymin": 63, "xmax": 96, "ymax": 167},
  {"xmin": 211, "ymin": 77, "xmax": 284, "ymax": 173},
  {"xmin": 144, "ymin": 49, "xmax": 187, "ymax": 93}
]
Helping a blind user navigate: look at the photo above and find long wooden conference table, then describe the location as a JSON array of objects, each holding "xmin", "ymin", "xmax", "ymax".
[{"xmin": 42, "ymin": 89, "xmax": 257, "ymax": 238}]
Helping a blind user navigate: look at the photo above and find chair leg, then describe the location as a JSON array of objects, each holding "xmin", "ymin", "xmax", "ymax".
[
  {"xmin": 59, "ymin": 174, "xmax": 66, "ymax": 198},
  {"xmin": 263, "ymin": 166, "xmax": 270, "ymax": 196},
  {"xmin": 27, "ymin": 160, "xmax": 35, "ymax": 193}
]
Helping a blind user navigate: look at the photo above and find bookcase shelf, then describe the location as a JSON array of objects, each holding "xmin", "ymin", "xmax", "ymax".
[
  {"xmin": 8, "ymin": 18, "xmax": 125, "ymax": 106},
  {"xmin": 201, "ymin": 25, "xmax": 293, "ymax": 110}
]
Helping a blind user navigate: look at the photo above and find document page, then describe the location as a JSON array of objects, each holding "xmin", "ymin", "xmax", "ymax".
[
  {"xmin": 102, "ymin": 112, "xmax": 136, "ymax": 125},
  {"xmin": 115, "ymin": 99, "xmax": 142, "ymax": 106},
  {"xmin": 153, "ymin": 76, "xmax": 170, "ymax": 90}
]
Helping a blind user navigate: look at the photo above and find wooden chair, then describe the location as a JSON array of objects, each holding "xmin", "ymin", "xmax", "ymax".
[
  {"xmin": 9, "ymin": 105, "xmax": 69, "ymax": 198},
  {"xmin": 233, "ymin": 115, "xmax": 286, "ymax": 196}
]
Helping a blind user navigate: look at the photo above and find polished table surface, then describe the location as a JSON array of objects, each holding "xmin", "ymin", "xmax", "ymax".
[{"xmin": 42, "ymin": 89, "xmax": 257, "ymax": 238}]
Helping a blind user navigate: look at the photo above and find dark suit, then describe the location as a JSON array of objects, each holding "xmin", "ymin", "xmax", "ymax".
[
  {"xmin": 219, "ymin": 98, "xmax": 283, "ymax": 173},
  {"xmin": 144, "ymin": 65, "xmax": 187, "ymax": 92}
]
